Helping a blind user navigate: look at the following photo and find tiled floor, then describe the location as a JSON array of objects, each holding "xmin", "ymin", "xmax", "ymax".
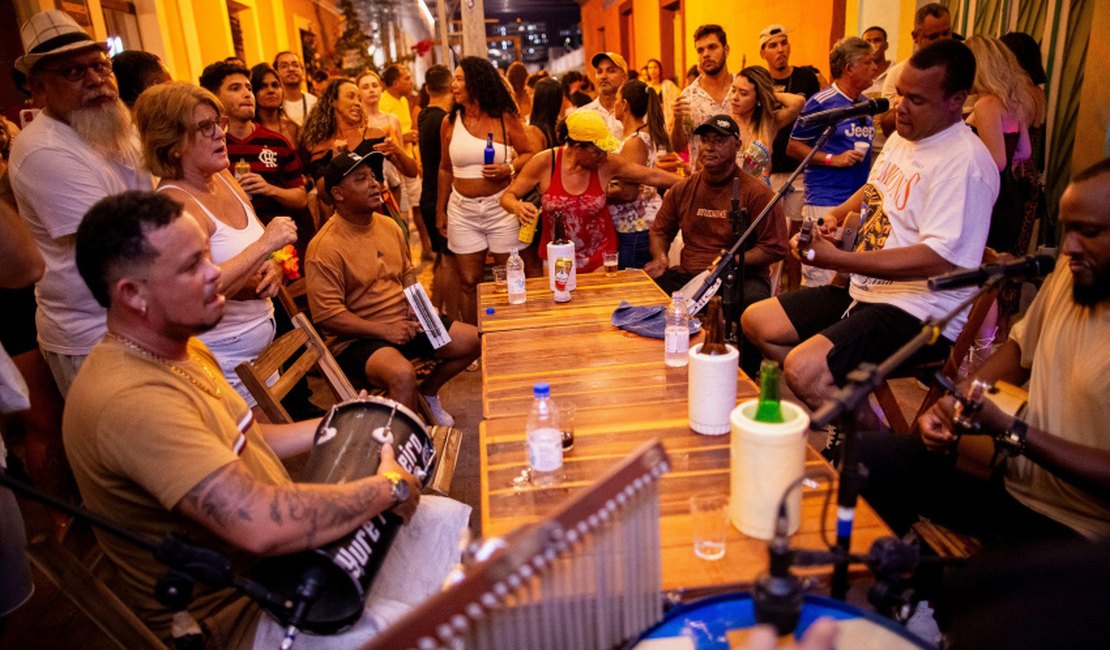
[{"xmin": 0, "ymin": 227, "xmax": 930, "ymax": 646}]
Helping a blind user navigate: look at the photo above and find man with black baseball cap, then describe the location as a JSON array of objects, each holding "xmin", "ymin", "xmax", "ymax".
[
  {"xmin": 647, "ymin": 114, "xmax": 787, "ymax": 376},
  {"xmin": 306, "ymin": 151, "xmax": 480, "ymax": 425}
]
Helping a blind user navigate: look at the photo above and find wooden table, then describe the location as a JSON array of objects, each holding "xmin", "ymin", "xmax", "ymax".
[
  {"xmin": 478, "ymin": 269, "xmax": 671, "ymax": 334},
  {"xmin": 479, "ymin": 403, "xmax": 894, "ymax": 594}
]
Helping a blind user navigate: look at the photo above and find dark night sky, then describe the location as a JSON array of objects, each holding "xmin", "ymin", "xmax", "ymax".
[{"xmin": 480, "ymin": 0, "xmax": 582, "ymax": 37}]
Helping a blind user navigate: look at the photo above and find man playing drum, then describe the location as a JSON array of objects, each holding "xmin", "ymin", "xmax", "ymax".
[{"xmin": 64, "ymin": 190, "xmax": 471, "ymax": 648}]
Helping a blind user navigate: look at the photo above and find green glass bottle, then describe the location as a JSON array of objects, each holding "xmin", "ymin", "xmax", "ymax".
[{"xmin": 754, "ymin": 359, "xmax": 785, "ymax": 423}]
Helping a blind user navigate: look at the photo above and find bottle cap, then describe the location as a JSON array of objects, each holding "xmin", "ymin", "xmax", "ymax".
[
  {"xmin": 533, "ymin": 382, "xmax": 550, "ymax": 398},
  {"xmin": 486, "ymin": 307, "xmax": 495, "ymax": 315}
]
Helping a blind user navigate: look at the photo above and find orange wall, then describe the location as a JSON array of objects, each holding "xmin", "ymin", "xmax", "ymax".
[{"xmin": 580, "ymin": 0, "xmax": 841, "ymax": 83}]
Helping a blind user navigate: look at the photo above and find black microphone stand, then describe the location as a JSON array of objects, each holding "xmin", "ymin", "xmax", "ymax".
[
  {"xmin": 691, "ymin": 124, "xmax": 837, "ymax": 310},
  {"xmin": 719, "ymin": 185, "xmax": 747, "ymax": 344},
  {"xmin": 0, "ymin": 469, "xmax": 305, "ymax": 648},
  {"xmin": 809, "ymin": 275, "xmax": 1005, "ymax": 600}
]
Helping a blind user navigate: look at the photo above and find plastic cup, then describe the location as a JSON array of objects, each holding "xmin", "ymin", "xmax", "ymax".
[
  {"xmin": 854, "ymin": 141, "xmax": 871, "ymax": 157},
  {"xmin": 603, "ymin": 251, "xmax": 619, "ymax": 276},
  {"xmin": 493, "ymin": 266, "xmax": 508, "ymax": 294},
  {"xmin": 690, "ymin": 494, "xmax": 728, "ymax": 560},
  {"xmin": 560, "ymin": 404, "xmax": 576, "ymax": 451}
]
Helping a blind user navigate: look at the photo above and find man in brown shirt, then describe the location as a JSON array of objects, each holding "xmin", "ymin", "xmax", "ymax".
[
  {"xmin": 305, "ymin": 152, "xmax": 479, "ymax": 425},
  {"xmin": 647, "ymin": 114, "xmax": 787, "ymax": 376}
]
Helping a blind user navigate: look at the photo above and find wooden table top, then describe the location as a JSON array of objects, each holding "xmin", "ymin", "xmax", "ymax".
[
  {"xmin": 480, "ymin": 320, "xmax": 756, "ymax": 419},
  {"xmin": 479, "ymin": 403, "xmax": 894, "ymax": 593},
  {"xmin": 477, "ymin": 269, "xmax": 671, "ymax": 334}
]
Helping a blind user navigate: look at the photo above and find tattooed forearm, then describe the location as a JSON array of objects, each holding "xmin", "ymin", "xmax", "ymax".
[{"xmin": 177, "ymin": 460, "xmax": 397, "ymax": 555}]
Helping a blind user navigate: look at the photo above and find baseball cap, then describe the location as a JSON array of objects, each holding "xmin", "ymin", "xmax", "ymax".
[
  {"xmin": 759, "ymin": 24, "xmax": 791, "ymax": 48},
  {"xmin": 565, "ymin": 111, "xmax": 621, "ymax": 152},
  {"xmin": 693, "ymin": 114, "xmax": 740, "ymax": 139},
  {"xmin": 590, "ymin": 51, "xmax": 628, "ymax": 74},
  {"xmin": 323, "ymin": 150, "xmax": 385, "ymax": 197}
]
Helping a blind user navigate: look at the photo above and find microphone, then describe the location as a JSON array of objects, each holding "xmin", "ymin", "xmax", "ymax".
[
  {"xmin": 927, "ymin": 254, "xmax": 1056, "ymax": 290},
  {"xmin": 796, "ymin": 97, "xmax": 890, "ymax": 128},
  {"xmin": 753, "ymin": 503, "xmax": 804, "ymax": 635}
]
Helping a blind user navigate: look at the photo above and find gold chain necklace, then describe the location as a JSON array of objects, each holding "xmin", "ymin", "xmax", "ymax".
[{"xmin": 106, "ymin": 331, "xmax": 223, "ymax": 399}]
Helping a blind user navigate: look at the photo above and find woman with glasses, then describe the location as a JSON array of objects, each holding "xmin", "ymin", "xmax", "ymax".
[
  {"xmin": 250, "ymin": 63, "xmax": 301, "ymax": 149},
  {"xmin": 502, "ymin": 110, "xmax": 679, "ymax": 274},
  {"xmin": 134, "ymin": 82, "xmax": 297, "ymax": 409}
]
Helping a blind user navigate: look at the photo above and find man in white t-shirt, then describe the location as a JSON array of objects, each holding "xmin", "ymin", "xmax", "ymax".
[
  {"xmin": 273, "ymin": 50, "xmax": 317, "ymax": 126},
  {"xmin": 8, "ymin": 10, "xmax": 154, "ymax": 395},
  {"xmin": 573, "ymin": 51, "xmax": 627, "ymax": 140},
  {"xmin": 742, "ymin": 39, "xmax": 996, "ymax": 425}
]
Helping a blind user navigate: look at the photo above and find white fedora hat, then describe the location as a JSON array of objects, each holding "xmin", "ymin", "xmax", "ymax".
[{"xmin": 15, "ymin": 11, "xmax": 107, "ymax": 75}]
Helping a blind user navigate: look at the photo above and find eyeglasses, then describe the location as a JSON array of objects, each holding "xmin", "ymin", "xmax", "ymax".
[
  {"xmin": 195, "ymin": 115, "xmax": 229, "ymax": 137},
  {"xmin": 40, "ymin": 58, "xmax": 113, "ymax": 82}
]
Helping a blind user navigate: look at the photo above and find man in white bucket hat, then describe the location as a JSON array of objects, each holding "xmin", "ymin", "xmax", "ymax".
[{"xmin": 8, "ymin": 10, "xmax": 154, "ymax": 396}]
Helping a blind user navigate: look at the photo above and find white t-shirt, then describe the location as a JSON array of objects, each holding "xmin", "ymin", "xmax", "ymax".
[
  {"xmin": 282, "ymin": 91, "xmax": 318, "ymax": 126},
  {"xmin": 573, "ymin": 98, "xmax": 624, "ymax": 140},
  {"xmin": 847, "ymin": 121, "xmax": 998, "ymax": 341},
  {"xmin": 8, "ymin": 113, "xmax": 154, "ymax": 355},
  {"xmin": 881, "ymin": 59, "xmax": 908, "ymax": 103},
  {"xmin": 1005, "ymin": 262, "xmax": 1110, "ymax": 539}
]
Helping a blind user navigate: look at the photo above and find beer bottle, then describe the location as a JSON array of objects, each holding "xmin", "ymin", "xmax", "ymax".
[
  {"xmin": 753, "ymin": 360, "xmax": 785, "ymax": 423},
  {"xmin": 552, "ymin": 211, "xmax": 568, "ymax": 244},
  {"xmin": 701, "ymin": 296, "xmax": 729, "ymax": 355}
]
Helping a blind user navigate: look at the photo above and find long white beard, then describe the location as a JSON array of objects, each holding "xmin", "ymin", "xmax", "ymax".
[{"xmin": 68, "ymin": 98, "xmax": 141, "ymax": 168}]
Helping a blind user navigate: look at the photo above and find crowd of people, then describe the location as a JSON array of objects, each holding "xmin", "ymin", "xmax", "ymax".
[{"xmin": 1, "ymin": 3, "xmax": 1107, "ymax": 648}]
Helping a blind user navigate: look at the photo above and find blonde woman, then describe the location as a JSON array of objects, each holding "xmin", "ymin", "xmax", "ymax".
[
  {"xmin": 965, "ymin": 35, "xmax": 1037, "ymax": 253},
  {"xmin": 134, "ymin": 82, "xmax": 297, "ymax": 407},
  {"xmin": 729, "ymin": 66, "xmax": 805, "ymax": 182}
]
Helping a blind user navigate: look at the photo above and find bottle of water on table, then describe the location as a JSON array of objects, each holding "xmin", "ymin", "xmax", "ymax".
[
  {"xmin": 665, "ymin": 292, "xmax": 690, "ymax": 367},
  {"xmin": 526, "ymin": 382, "xmax": 563, "ymax": 487},
  {"xmin": 506, "ymin": 249, "xmax": 526, "ymax": 305}
]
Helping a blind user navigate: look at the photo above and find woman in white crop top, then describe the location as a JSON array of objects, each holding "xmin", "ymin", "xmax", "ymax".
[
  {"xmin": 134, "ymin": 83, "xmax": 297, "ymax": 409},
  {"xmin": 437, "ymin": 57, "xmax": 536, "ymax": 324}
]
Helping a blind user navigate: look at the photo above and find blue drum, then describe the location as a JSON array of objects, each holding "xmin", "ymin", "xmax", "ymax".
[{"xmin": 629, "ymin": 592, "xmax": 929, "ymax": 649}]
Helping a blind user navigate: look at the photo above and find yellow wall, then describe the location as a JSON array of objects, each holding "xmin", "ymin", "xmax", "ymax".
[
  {"xmin": 1072, "ymin": 0, "xmax": 1110, "ymax": 172},
  {"xmin": 580, "ymin": 0, "xmax": 840, "ymax": 83}
]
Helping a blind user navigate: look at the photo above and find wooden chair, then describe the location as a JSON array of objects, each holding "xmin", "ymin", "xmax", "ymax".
[
  {"xmin": 235, "ymin": 313, "xmax": 461, "ymax": 496},
  {"xmin": 873, "ymin": 280, "xmax": 1005, "ymax": 435},
  {"xmin": 360, "ymin": 440, "xmax": 671, "ymax": 650},
  {"xmin": 26, "ymin": 534, "xmax": 165, "ymax": 649},
  {"xmin": 276, "ymin": 277, "xmax": 307, "ymax": 320}
]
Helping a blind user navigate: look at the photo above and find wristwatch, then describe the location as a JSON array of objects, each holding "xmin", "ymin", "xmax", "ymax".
[{"xmin": 382, "ymin": 471, "xmax": 411, "ymax": 507}]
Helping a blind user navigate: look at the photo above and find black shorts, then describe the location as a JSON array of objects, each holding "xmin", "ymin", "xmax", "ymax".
[
  {"xmin": 777, "ymin": 285, "xmax": 951, "ymax": 385},
  {"xmin": 335, "ymin": 316, "xmax": 455, "ymax": 382}
]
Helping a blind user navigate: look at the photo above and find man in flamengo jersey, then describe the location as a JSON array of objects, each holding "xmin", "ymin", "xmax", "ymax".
[{"xmin": 200, "ymin": 60, "xmax": 314, "ymax": 257}]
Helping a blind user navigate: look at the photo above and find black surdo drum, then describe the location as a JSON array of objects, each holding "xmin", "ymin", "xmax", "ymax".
[{"xmin": 251, "ymin": 397, "xmax": 437, "ymax": 634}]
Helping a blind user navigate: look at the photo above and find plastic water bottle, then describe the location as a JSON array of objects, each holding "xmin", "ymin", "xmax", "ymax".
[
  {"xmin": 526, "ymin": 382, "xmax": 563, "ymax": 487},
  {"xmin": 664, "ymin": 292, "xmax": 690, "ymax": 367},
  {"xmin": 506, "ymin": 249, "xmax": 526, "ymax": 305}
]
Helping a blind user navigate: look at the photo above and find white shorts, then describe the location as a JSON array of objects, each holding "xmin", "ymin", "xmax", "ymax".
[
  {"xmin": 800, "ymin": 204, "xmax": 837, "ymax": 287},
  {"xmin": 446, "ymin": 187, "xmax": 520, "ymax": 255},
  {"xmin": 404, "ymin": 175, "xmax": 422, "ymax": 207},
  {"xmin": 770, "ymin": 172, "xmax": 806, "ymax": 222}
]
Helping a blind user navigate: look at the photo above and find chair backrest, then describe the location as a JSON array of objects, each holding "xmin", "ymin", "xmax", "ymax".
[
  {"xmin": 359, "ymin": 439, "xmax": 671, "ymax": 650},
  {"xmin": 910, "ymin": 280, "xmax": 1005, "ymax": 431},
  {"xmin": 235, "ymin": 312, "xmax": 356, "ymax": 423},
  {"xmin": 276, "ymin": 277, "xmax": 307, "ymax": 320}
]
